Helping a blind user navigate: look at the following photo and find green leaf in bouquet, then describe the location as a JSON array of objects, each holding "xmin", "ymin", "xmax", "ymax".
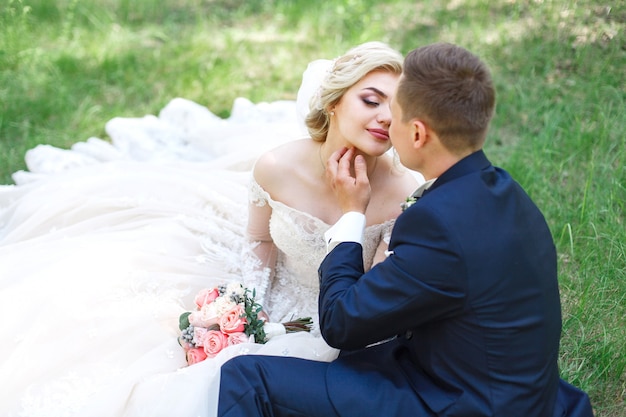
[{"xmin": 179, "ymin": 311, "xmax": 191, "ymax": 330}]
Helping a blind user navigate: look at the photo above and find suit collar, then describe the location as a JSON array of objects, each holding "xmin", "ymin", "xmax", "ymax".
[
  {"xmin": 410, "ymin": 178, "xmax": 436, "ymax": 199},
  {"xmin": 427, "ymin": 150, "xmax": 491, "ymax": 195}
]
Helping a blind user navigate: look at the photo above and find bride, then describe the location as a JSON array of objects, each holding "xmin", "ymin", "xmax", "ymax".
[{"xmin": 0, "ymin": 42, "xmax": 420, "ymax": 416}]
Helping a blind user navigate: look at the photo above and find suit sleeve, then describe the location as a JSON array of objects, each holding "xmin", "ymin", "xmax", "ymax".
[{"xmin": 318, "ymin": 206, "xmax": 467, "ymax": 350}]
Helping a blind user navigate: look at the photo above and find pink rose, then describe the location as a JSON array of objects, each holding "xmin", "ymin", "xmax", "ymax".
[
  {"xmin": 192, "ymin": 327, "xmax": 208, "ymax": 347},
  {"xmin": 189, "ymin": 303, "xmax": 220, "ymax": 328},
  {"xmin": 186, "ymin": 347, "xmax": 207, "ymax": 365},
  {"xmin": 219, "ymin": 305, "xmax": 246, "ymax": 334},
  {"xmin": 178, "ymin": 337, "xmax": 193, "ymax": 352},
  {"xmin": 203, "ymin": 330, "xmax": 228, "ymax": 358},
  {"xmin": 227, "ymin": 332, "xmax": 253, "ymax": 346},
  {"xmin": 194, "ymin": 288, "xmax": 220, "ymax": 308}
]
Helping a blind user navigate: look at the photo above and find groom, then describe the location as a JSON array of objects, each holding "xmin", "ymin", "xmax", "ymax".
[{"xmin": 217, "ymin": 43, "xmax": 593, "ymax": 416}]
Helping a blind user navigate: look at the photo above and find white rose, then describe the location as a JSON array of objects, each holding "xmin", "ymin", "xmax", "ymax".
[
  {"xmin": 213, "ymin": 296, "xmax": 237, "ymax": 316},
  {"xmin": 225, "ymin": 282, "xmax": 245, "ymax": 298}
]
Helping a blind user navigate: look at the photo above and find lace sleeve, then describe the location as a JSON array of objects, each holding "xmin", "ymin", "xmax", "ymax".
[
  {"xmin": 372, "ymin": 219, "xmax": 395, "ymax": 267},
  {"xmin": 382, "ymin": 220, "xmax": 394, "ymax": 244},
  {"xmin": 243, "ymin": 179, "xmax": 277, "ymax": 305},
  {"xmin": 247, "ymin": 179, "xmax": 272, "ymax": 241}
]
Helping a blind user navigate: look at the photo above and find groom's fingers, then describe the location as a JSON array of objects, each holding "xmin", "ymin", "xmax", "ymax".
[
  {"xmin": 326, "ymin": 148, "xmax": 371, "ymax": 214},
  {"xmin": 326, "ymin": 147, "xmax": 348, "ymax": 180},
  {"xmin": 353, "ymin": 154, "xmax": 368, "ymax": 186},
  {"xmin": 337, "ymin": 148, "xmax": 356, "ymax": 182},
  {"xmin": 350, "ymin": 153, "xmax": 371, "ymax": 212}
]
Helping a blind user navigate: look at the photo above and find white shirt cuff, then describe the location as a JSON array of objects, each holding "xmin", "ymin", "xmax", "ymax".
[{"xmin": 324, "ymin": 212, "xmax": 366, "ymax": 253}]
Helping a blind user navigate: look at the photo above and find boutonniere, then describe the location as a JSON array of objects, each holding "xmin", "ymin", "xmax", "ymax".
[{"xmin": 401, "ymin": 196, "xmax": 418, "ymax": 212}]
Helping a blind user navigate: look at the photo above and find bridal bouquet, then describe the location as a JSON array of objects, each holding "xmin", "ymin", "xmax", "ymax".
[{"xmin": 178, "ymin": 282, "xmax": 313, "ymax": 365}]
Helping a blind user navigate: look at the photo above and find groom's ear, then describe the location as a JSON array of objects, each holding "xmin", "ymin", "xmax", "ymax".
[{"xmin": 411, "ymin": 119, "xmax": 429, "ymax": 150}]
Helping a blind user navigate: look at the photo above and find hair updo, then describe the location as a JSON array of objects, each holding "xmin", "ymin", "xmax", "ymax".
[{"xmin": 305, "ymin": 42, "xmax": 403, "ymax": 142}]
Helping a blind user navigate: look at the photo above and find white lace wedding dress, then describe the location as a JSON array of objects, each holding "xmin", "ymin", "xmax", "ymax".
[{"xmin": 0, "ymin": 98, "xmax": 395, "ymax": 417}]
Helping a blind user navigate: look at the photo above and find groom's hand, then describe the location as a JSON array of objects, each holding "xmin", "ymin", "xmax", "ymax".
[{"xmin": 326, "ymin": 147, "xmax": 371, "ymax": 214}]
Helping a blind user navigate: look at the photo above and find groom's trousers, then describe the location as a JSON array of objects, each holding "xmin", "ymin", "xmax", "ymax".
[{"xmin": 217, "ymin": 355, "xmax": 340, "ymax": 417}]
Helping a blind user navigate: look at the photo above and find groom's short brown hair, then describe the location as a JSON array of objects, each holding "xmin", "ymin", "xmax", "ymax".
[{"xmin": 397, "ymin": 43, "xmax": 496, "ymax": 151}]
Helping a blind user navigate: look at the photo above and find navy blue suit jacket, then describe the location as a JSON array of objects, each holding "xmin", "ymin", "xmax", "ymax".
[{"xmin": 318, "ymin": 151, "xmax": 592, "ymax": 416}]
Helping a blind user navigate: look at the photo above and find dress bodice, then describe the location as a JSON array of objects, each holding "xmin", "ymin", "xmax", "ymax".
[{"xmin": 248, "ymin": 180, "xmax": 394, "ymax": 324}]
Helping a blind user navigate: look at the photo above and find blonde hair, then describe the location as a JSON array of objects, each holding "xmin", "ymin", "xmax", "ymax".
[{"xmin": 305, "ymin": 42, "xmax": 403, "ymax": 142}]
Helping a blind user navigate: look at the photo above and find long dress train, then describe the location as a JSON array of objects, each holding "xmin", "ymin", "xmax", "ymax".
[{"xmin": 0, "ymin": 97, "xmax": 396, "ymax": 416}]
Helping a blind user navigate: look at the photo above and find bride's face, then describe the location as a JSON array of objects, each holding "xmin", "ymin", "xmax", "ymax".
[{"xmin": 329, "ymin": 70, "xmax": 399, "ymax": 157}]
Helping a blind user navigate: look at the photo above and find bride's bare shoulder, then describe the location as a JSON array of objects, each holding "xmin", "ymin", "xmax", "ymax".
[{"xmin": 253, "ymin": 138, "xmax": 316, "ymax": 190}]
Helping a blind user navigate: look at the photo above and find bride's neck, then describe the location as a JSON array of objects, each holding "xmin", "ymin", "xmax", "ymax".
[{"xmin": 318, "ymin": 141, "xmax": 378, "ymax": 177}]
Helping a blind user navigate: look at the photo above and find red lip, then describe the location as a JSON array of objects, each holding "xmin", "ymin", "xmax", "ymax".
[{"xmin": 368, "ymin": 129, "xmax": 389, "ymax": 141}]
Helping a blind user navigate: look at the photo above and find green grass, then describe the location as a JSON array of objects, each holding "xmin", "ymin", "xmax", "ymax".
[{"xmin": 1, "ymin": 0, "xmax": 625, "ymax": 414}]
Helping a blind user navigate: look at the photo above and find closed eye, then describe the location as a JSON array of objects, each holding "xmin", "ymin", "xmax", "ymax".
[{"xmin": 363, "ymin": 98, "xmax": 380, "ymax": 107}]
